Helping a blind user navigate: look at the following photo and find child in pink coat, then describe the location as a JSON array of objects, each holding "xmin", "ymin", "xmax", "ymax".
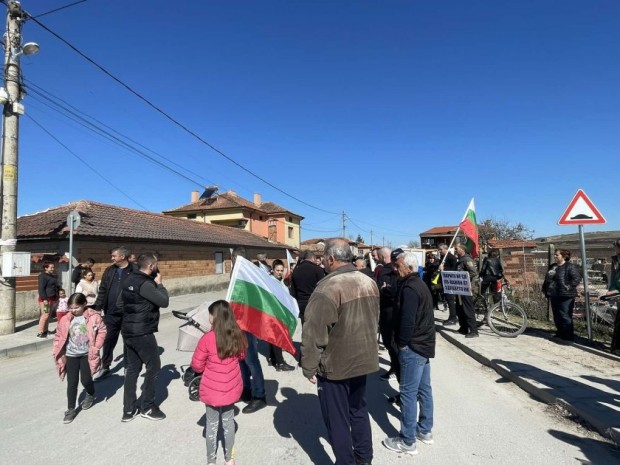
[
  {"xmin": 191, "ymin": 300, "xmax": 247, "ymax": 465},
  {"xmin": 52, "ymin": 293, "xmax": 106, "ymax": 424}
]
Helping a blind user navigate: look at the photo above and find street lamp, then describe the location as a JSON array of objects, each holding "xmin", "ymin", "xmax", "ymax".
[{"xmin": 0, "ymin": 2, "xmax": 39, "ymax": 335}]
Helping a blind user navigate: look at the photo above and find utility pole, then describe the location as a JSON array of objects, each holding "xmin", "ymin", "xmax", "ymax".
[
  {"xmin": 0, "ymin": 2, "xmax": 38, "ymax": 335},
  {"xmin": 342, "ymin": 211, "xmax": 346, "ymax": 239}
]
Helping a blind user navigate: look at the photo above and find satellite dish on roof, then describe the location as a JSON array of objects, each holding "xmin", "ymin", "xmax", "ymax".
[{"xmin": 199, "ymin": 186, "xmax": 219, "ymax": 200}]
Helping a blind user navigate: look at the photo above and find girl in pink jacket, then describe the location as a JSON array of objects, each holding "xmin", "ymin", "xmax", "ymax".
[
  {"xmin": 52, "ymin": 293, "xmax": 107, "ymax": 424},
  {"xmin": 191, "ymin": 300, "xmax": 247, "ymax": 465}
]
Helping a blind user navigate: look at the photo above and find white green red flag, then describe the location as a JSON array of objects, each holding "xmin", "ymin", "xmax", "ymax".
[
  {"xmin": 458, "ymin": 198, "xmax": 479, "ymax": 258},
  {"xmin": 226, "ymin": 256, "xmax": 299, "ymax": 355}
]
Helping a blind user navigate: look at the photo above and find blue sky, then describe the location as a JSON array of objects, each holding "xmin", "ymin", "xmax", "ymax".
[{"xmin": 11, "ymin": 0, "xmax": 620, "ymax": 247}]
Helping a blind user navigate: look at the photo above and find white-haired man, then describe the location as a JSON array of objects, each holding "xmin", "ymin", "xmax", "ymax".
[
  {"xmin": 383, "ymin": 251, "xmax": 435, "ymax": 456},
  {"xmin": 302, "ymin": 238, "xmax": 380, "ymax": 465}
]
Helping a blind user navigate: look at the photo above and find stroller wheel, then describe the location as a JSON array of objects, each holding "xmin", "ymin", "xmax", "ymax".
[{"xmin": 188, "ymin": 376, "xmax": 201, "ymax": 402}]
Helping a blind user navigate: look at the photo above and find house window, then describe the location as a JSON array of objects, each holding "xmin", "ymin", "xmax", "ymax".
[
  {"xmin": 288, "ymin": 226, "xmax": 293, "ymax": 239},
  {"xmin": 288, "ymin": 216, "xmax": 292, "ymax": 222},
  {"xmin": 187, "ymin": 214, "xmax": 197, "ymax": 219},
  {"xmin": 215, "ymin": 252, "xmax": 224, "ymax": 274},
  {"xmin": 259, "ymin": 216, "xmax": 263, "ymax": 220}
]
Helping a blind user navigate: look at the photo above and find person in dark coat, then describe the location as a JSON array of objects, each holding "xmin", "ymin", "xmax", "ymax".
[
  {"xmin": 542, "ymin": 249, "xmax": 582, "ymax": 343},
  {"xmin": 290, "ymin": 250, "xmax": 325, "ymax": 325}
]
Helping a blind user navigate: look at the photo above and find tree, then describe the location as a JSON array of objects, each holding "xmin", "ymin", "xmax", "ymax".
[
  {"xmin": 478, "ymin": 218, "xmax": 535, "ymax": 245},
  {"xmin": 407, "ymin": 240, "xmax": 420, "ymax": 248},
  {"xmin": 355, "ymin": 234, "xmax": 365, "ymax": 244}
]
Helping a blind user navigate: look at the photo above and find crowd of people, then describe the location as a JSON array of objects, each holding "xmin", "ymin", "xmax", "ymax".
[{"xmin": 38, "ymin": 238, "xmax": 620, "ymax": 464}]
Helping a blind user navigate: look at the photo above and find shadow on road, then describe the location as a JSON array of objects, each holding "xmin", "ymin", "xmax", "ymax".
[
  {"xmin": 156, "ymin": 363, "xmax": 180, "ymax": 406},
  {"xmin": 367, "ymin": 373, "xmax": 400, "ymax": 439},
  {"xmin": 548, "ymin": 429, "xmax": 618, "ymax": 463},
  {"xmin": 273, "ymin": 387, "xmax": 332, "ymax": 465}
]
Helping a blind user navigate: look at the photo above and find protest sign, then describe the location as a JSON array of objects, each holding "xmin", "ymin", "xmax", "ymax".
[{"xmin": 441, "ymin": 271, "xmax": 472, "ymax": 296}]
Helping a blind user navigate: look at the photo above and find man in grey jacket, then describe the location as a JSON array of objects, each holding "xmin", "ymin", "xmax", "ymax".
[{"xmin": 301, "ymin": 238, "xmax": 380, "ymax": 465}]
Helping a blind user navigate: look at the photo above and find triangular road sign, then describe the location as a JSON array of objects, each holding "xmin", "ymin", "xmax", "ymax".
[{"xmin": 558, "ymin": 189, "xmax": 606, "ymax": 225}]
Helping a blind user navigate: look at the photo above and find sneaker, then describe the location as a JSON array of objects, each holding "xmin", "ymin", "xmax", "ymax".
[
  {"xmin": 63, "ymin": 408, "xmax": 77, "ymax": 424},
  {"xmin": 387, "ymin": 394, "xmax": 401, "ymax": 406},
  {"xmin": 275, "ymin": 362, "xmax": 295, "ymax": 372},
  {"xmin": 48, "ymin": 330, "xmax": 56, "ymax": 335},
  {"xmin": 36, "ymin": 332, "xmax": 48, "ymax": 339},
  {"xmin": 141, "ymin": 406, "xmax": 166, "ymax": 421},
  {"xmin": 93, "ymin": 368, "xmax": 110, "ymax": 381},
  {"xmin": 416, "ymin": 431, "xmax": 434, "ymax": 444},
  {"xmin": 443, "ymin": 319, "xmax": 458, "ymax": 326},
  {"xmin": 121, "ymin": 408, "xmax": 139, "ymax": 422},
  {"xmin": 380, "ymin": 371, "xmax": 396, "ymax": 381},
  {"xmin": 242, "ymin": 397, "xmax": 267, "ymax": 414},
  {"xmin": 458, "ymin": 327, "xmax": 468, "ymax": 335},
  {"xmin": 382, "ymin": 437, "xmax": 418, "ymax": 455},
  {"xmin": 81, "ymin": 394, "xmax": 95, "ymax": 410},
  {"xmin": 465, "ymin": 332, "xmax": 479, "ymax": 339}
]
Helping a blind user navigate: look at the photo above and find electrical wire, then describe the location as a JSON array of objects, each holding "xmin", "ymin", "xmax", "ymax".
[
  {"xmin": 25, "ymin": 13, "xmax": 339, "ymax": 215},
  {"xmin": 25, "ymin": 114, "xmax": 148, "ymax": 210},
  {"xmin": 31, "ymin": 0, "xmax": 89, "ymax": 18}
]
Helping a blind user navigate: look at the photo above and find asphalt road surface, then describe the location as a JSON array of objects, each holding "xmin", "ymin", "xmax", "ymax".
[{"xmin": 1, "ymin": 314, "xmax": 617, "ymax": 464}]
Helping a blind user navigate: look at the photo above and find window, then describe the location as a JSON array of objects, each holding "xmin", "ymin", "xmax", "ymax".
[
  {"xmin": 187, "ymin": 214, "xmax": 197, "ymax": 219},
  {"xmin": 215, "ymin": 252, "xmax": 224, "ymax": 274},
  {"xmin": 288, "ymin": 226, "xmax": 293, "ymax": 239},
  {"xmin": 288, "ymin": 216, "xmax": 292, "ymax": 222}
]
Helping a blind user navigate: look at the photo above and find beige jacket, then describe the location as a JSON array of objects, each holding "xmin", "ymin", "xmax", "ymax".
[{"xmin": 301, "ymin": 264, "xmax": 380, "ymax": 380}]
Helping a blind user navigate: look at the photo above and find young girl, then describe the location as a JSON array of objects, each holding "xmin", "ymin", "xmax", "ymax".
[
  {"xmin": 52, "ymin": 293, "xmax": 107, "ymax": 424},
  {"xmin": 56, "ymin": 289, "xmax": 69, "ymax": 322},
  {"xmin": 191, "ymin": 300, "xmax": 247, "ymax": 465}
]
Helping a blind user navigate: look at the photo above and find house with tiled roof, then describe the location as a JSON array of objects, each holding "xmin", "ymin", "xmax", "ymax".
[
  {"xmin": 163, "ymin": 190, "xmax": 303, "ymax": 249},
  {"xmin": 14, "ymin": 200, "xmax": 289, "ymax": 321},
  {"xmin": 419, "ymin": 226, "xmax": 459, "ymax": 249}
]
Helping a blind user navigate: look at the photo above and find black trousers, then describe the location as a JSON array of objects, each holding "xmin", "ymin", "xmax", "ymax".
[
  {"xmin": 65, "ymin": 355, "xmax": 94, "ymax": 410},
  {"xmin": 123, "ymin": 333, "xmax": 161, "ymax": 413},
  {"xmin": 443, "ymin": 293, "xmax": 457, "ymax": 320},
  {"xmin": 456, "ymin": 295, "xmax": 477, "ymax": 332},
  {"xmin": 102, "ymin": 313, "xmax": 123, "ymax": 369},
  {"xmin": 317, "ymin": 375, "xmax": 372, "ymax": 465},
  {"xmin": 379, "ymin": 306, "xmax": 398, "ymax": 374},
  {"xmin": 550, "ymin": 296, "xmax": 575, "ymax": 341},
  {"xmin": 269, "ymin": 343, "xmax": 284, "ymax": 365}
]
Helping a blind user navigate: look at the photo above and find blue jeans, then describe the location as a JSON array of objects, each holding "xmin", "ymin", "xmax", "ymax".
[
  {"xmin": 240, "ymin": 332, "xmax": 265, "ymax": 399},
  {"xmin": 398, "ymin": 346, "xmax": 433, "ymax": 445}
]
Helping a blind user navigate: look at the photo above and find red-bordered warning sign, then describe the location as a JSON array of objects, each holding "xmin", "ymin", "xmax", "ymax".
[{"xmin": 558, "ymin": 189, "xmax": 606, "ymax": 225}]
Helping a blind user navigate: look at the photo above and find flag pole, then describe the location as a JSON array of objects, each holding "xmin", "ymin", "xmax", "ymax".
[{"xmin": 437, "ymin": 198, "xmax": 473, "ymax": 268}]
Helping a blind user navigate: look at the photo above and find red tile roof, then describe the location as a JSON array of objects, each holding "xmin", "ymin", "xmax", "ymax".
[
  {"xmin": 163, "ymin": 191, "xmax": 301, "ymax": 218},
  {"xmin": 18, "ymin": 200, "xmax": 287, "ymax": 249},
  {"xmin": 488, "ymin": 240, "xmax": 537, "ymax": 249},
  {"xmin": 420, "ymin": 226, "xmax": 459, "ymax": 236}
]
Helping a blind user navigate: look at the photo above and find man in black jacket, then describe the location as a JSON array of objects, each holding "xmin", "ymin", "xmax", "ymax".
[
  {"xmin": 290, "ymin": 250, "xmax": 325, "ymax": 324},
  {"xmin": 455, "ymin": 243, "xmax": 479, "ymax": 338},
  {"xmin": 120, "ymin": 253, "xmax": 169, "ymax": 422},
  {"xmin": 93, "ymin": 247, "xmax": 136, "ymax": 378},
  {"xmin": 376, "ymin": 247, "xmax": 400, "ymax": 381},
  {"xmin": 383, "ymin": 251, "xmax": 435, "ymax": 456}
]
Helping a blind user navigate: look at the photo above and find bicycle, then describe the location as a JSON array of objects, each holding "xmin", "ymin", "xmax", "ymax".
[{"xmin": 473, "ymin": 279, "xmax": 528, "ymax": 337}]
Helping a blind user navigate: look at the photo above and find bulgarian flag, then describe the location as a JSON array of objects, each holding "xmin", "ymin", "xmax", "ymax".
[
  {"xmin": 227, "ymin": 256, "xmax": 299, "ymax": 355},
  {"xmin": 458, "ymin": 198, "xmax": 479, "ymax": 258}
]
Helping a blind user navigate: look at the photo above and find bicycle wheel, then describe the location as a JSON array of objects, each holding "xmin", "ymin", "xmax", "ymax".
[
  {"xmin": 487, "ymin": 301, "xmax": 527, "ymax": 337},
  {"xmin": 474, "ymin": 295, "xmax": 487, "ymax": 326}
]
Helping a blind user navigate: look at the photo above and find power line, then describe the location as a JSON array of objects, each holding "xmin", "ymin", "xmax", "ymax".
[
  {"xmin": 26, "ymin": 114, "xmax": 148, "ymax": 210},
  {"xmin": 32, "ymin": 0, "xmax": 89, "ymax": 18},
  {"xmin": 25, "ymin": 13, "xmax": 339, "ymax": 215}
]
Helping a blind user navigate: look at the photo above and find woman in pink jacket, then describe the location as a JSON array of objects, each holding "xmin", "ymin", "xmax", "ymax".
[
  {"xmin": 52, "ymin": 293, "xmax": 107, "ymax": 424},
  {"xmin": 191, "ymin": 300, "xmax": 247, "ymax": 465}
]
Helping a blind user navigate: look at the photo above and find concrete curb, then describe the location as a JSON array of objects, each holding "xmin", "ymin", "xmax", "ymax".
[
  {"xmin": 437, "ymin": 326, "xmax": 620, "ymax": 448},
  {"xmin": 0, "ymin": 305, "xmax": 198, "ymax": 360}
]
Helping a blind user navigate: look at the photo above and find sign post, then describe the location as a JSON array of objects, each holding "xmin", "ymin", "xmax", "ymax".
[
  {"xmin": 558, "ymin": 189, "xmax": 606, "ymax": 341},
  {"xmin": 67, "ymin": 211, "xmax": 81, "ymax": 293}
]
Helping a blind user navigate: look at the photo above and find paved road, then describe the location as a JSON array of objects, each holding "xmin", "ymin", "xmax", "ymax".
[{"xmin": 1, "ymin": 314, "xmax": 617, "ymax": 464}]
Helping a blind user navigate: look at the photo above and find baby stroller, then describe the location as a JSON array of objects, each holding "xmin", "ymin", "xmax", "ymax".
[{"xmin": 173, "ymin": 301, "xmax": 213, "ymax": 401}]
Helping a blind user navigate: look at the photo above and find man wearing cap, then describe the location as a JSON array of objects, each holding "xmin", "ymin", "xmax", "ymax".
[{"xmin": 376, "ymin": 247, "xmax": 401, "ymax": 382}]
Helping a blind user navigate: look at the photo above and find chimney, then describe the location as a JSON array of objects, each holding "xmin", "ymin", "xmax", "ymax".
[
  {"xmin": 253, "ymin": 193, "xmax": 262, "ymax": 207},
  {"xmin": 191, "ymin": 190, "xmax": 199, "ymax": 202}
]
